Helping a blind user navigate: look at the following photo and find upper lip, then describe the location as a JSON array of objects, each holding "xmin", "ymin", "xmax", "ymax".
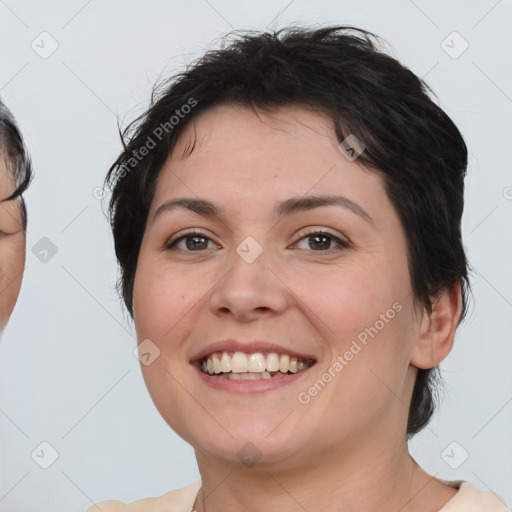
[{"xmin": 190, "ymin": 339, "xmax": 317, "ymax": 363}]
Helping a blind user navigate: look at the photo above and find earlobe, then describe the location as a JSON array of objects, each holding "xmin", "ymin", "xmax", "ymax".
[{"xmin": 410, "ymin": 282, "xmax": 463, "ymax": 370}]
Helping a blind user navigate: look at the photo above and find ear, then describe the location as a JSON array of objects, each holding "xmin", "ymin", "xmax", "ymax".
[{"xmin": 410, "ymin": 282, "xmax": 463, "ymax": 370}]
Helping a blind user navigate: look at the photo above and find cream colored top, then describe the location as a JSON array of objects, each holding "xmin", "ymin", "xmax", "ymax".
[{"xmin": 87, "ymin": 479, "xmax": 508, "ymax": 511}]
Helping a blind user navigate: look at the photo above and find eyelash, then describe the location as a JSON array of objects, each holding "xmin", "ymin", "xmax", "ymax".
[{"xmin": 165, "ymin": 228, "xmax": 350, "ymax": 253}]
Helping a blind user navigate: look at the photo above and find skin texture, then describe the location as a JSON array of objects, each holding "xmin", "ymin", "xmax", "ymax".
[
  {"xmin": 0, "ymin": 159, "xmax": 25, "ymax": 331},
  {"xmin": 132, "ymin": 104, "xmax": 462, "ymax": 512}
]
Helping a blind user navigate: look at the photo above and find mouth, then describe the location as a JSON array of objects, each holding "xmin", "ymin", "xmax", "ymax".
[{"xmin": 197, "ymin": 350, "xmax": 316, "ymax": 380}]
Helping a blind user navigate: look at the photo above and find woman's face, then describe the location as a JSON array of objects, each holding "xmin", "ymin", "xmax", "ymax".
[
  {"xmin": 0, "ymin": 160, "xmax": 25, "ymax": 330},
  {"xmin": 133, "ymin": 104, "xmax": 424, "ymax": 469}
]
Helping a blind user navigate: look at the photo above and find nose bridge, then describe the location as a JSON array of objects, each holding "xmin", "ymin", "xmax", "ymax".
[{"xmin": 208, "ymin": 234, "xmax": 287, "ymax": 319}]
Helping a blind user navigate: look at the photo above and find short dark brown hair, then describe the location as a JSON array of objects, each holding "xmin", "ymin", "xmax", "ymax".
[
  {"xmin": 106, "ymin": 25, "xmax": 470, "ymax": 437},
  {"xmin": 0, "ymin": 99, "xmax": 33, "ymax": 229}
]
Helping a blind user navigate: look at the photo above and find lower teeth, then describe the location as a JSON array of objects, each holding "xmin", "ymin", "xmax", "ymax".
[{"xmin": 213, "ymin": 370, "xmax": 293, "ymax": 380}]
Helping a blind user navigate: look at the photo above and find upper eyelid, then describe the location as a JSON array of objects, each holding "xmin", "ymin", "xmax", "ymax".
[
  {"xmin": 167, "ymin": 227, "xmax": 348, "ymax": 249},
  {"xmin": 291, "ymin": 230, "xmax": 350, "ymax": 250},
  {"xmin": 295, "ymin": 227, "xmax": 348, "ymax": 242},
  {"xmin": 166, "ymin": 228, "xmax": 218, "ymax": 245}
]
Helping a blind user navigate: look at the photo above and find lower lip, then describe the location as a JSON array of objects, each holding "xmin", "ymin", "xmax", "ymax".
[{"xmin": 193, "ymin": 363, "xmax": 315, "ymax": 394}]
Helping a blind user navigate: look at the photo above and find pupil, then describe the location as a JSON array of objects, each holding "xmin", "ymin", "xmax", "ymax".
[
  {"xmin": 187, "ymin": 236, "xmax": 207, "ymax": 250},
  {"xmin": 310, "ymin": 235, "xmax": 329, "ymax": 250}
]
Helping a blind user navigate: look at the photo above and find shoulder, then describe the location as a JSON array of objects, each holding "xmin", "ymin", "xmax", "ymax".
[
  {"xmin": 86, "ymin": 480, "xmax": 202, "ymax": 512},
  {"xmin": 439, "ymin": 480, "xmax": 507, "ymax": 512}
]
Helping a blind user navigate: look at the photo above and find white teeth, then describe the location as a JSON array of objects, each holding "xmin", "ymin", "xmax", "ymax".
[
  {"xmin": 225, "ymin": 371, "xmax": 289, "ymax": 380},
  {"xmin": 228, "ymin": 372, "xmax": 258, "ymax": 380},
  {"xmin": 200, "ymin": 350, "xmax": 314, "ymax": 377},
  {"xmin": 220, "ymin": 351, "xmax": 231, "ymax": 373},
  {"xmin": 248, "ymin": 352, "xmax": 265, "ymax": 372},
  {"xmin": 212, "ymin": 353, "xmax": 221, "ymax": 374},
  {"xmin": 240, "ymin": 372, "xmax": 259, "ymax": 380},
  {"xmin": 266, "ymin": 353, "xmax": 280, "ymax": 372},
  {"xmin": 231, "ymin": 352, "xmax": 248, "ymax": 373},
  {"xmin": 279, "ymin": 354, "xmax": 290, "ymax": 373}
]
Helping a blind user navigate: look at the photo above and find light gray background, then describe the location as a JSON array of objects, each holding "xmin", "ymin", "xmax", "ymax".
[{"xmin": 0, "ymin": 1, "xmax": 511, "ymax": 510}]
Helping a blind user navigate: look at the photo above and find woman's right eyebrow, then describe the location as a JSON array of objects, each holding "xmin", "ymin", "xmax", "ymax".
[
  {"xmin": 153, "ymin": 195, "xmax": 374, "ymax": 225},
  {"xmin": 153, "ymin": 198, "xmax": 221, "ymax": 222}
]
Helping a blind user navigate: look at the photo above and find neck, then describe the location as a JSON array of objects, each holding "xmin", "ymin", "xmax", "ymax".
[{"xmin": 192, "ymin": 432, "xmax": 455, "ymax": 512}]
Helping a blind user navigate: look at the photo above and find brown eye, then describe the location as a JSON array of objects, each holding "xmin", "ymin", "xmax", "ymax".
[
  {"xmin": 166, "ymin": 231, "xmax": 220, "ymax": 252},
  {"xmin": 293, "ymin": 231, "xmax": 349, "ymax": 252},
  {"xmin": 307, "ymin": 233, "xmax": 332, "ymax": 250},
  {"xmin": 183, "ymin": 235, "xmax": 209, "ymax": 250}
]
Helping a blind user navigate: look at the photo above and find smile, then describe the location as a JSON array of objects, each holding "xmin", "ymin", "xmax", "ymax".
[{"xmin": 200, "ymin": 351, "xmax": 315, "ymax": 380}]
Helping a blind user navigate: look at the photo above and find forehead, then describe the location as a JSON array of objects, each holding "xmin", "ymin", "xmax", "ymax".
[
  {"xmin": 151, "ymin": 104, "xmax": 388, "ymax": 220},
  {"xmin": 173, "ymin": 103, "xmax": 338, "ymax": 162}
]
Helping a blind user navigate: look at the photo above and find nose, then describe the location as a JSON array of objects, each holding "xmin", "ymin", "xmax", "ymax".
[{"xmin": 207, "ymin": 244, "xmax": 289, "ymax": 322}]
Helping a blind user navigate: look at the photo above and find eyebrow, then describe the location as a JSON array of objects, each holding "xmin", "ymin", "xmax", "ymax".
[{"xmin": 153, "ymin": 195, "xmax": 373, "ymax": 224}]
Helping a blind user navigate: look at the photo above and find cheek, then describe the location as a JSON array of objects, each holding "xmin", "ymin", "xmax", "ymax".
[
  {"xmin": 288, "ymin": 261, "xmax": 394, "ymax": 338},
  {"xmin": 133, "ymin": 264, "xmax": 176, "ymax": 339},
  {"xmin": 0, "ymin": 236, "xmax": 25, "ymax": 326},
  {"xmin": 132, "ymin": 256, "xmax": 210, "ymax": 344},
  {"xmin": 291, "ymin": 262, "xmax": 413, "ymax": 377},
  {"xmin": 0, "ymin": 235, "xmax": 25, "ymax": 272}
]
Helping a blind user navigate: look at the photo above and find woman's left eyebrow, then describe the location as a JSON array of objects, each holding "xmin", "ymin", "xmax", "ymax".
[
  {"xmin": 275, "ymin": 195, "xmax": 374, "ymax": 224},
  {"xmin": 153, "ymin": 195, "xmax": 374, "ymax": 225}
]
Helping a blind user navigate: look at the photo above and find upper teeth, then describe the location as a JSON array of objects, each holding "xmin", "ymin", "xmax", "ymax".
[{"xmin": 200, "ymin": 351, "xmax": 313, "ymax": 375}]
